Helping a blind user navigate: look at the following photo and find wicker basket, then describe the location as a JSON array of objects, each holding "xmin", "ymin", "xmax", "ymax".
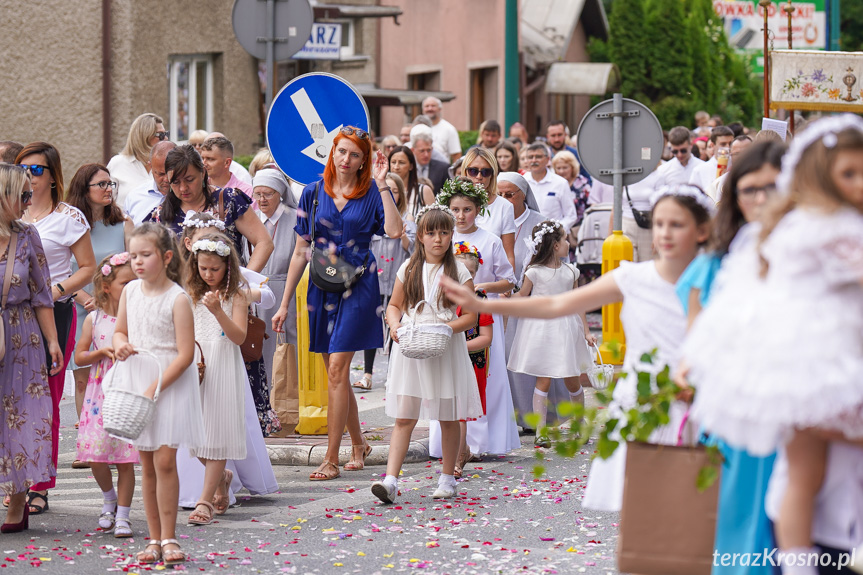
[
  {"xmin": 396, "ymin": 299, "xmax": 452, "ymax": 360},
  {"xmin": 102, "ymin": 349, "xmax": 163, "ymax": 442},
  {"xmin": 587, "ymin": 342, "xmax": 615, "ymax": 391}
]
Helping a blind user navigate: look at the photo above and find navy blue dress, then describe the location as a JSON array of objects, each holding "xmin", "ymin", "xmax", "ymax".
[{"xmin": 296, "ymin": 180, "xmax": 386, "ymax": 354}]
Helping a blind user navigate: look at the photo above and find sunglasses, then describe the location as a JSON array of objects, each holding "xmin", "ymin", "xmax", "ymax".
[
  {"xmin": 340, "ymin": 127, "xmax": 369, "ymax": 140},
  {"xmin": 21, "ymin": 190, "xmax": 33, "ymax": 204},
  {"xmin": 89, "ymin": 181, "xmax": 118, "ymax": 190},
  {"xmin": 154, "ymin": 131, "xmax": 170, "ymax": 141},
  {"xmin": 669, "ymin": 148, "xmax": 690, "ymax": 156},
  {"xmin": 465, "ymin": 167, "xmax": 495, "ymax": 178},
  {"xmin": 18, "ymin": 164, "xmax": 49, "ymax": 177},
  {"xmin": 500, "ymin": 190, "xmax": 521, "ymax": 199}
]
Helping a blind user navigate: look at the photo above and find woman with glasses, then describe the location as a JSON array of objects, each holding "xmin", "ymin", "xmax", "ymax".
[
  {"xmin": 0, "ymin": 163, "xmax": 63, "ymax": 533},
  {"xmin": 65, "ymin": 164, "xmax": 133, "ymax": 454},
  {"xmin": 464, "ymin": 147, "xmax": 516, "ymax": 272},
  {"xmin": 380, "ymin": 135, "xmax": 400, "ymax": 159},
  {"xmin": 107, "ymin": 113, "xmax": 168, "ymax": 207},
  {"xmin": 271, "ymin": 126, "xmax": 403, "ymax": 481},
  {"xmin": 387, "ymin": 146, "xmax": 434, "ymax": 220},
  {"xmin": 15, "ymin": 143, "xmax": 97, "ymax": 515}
]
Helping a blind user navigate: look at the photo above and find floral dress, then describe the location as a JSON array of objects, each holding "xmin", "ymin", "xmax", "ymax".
[
  {"xmin": 0, "ymin": 225, "xmax": 56, "ymax": 494},
  {"xmin": 76, "ymin": 312, "xmax": 138, "ymax": 464}
]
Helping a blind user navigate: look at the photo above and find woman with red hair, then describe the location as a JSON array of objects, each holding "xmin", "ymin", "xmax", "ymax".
[{"xmin": 271, "ymin": 126, "xmax": 402, "ymax": 481}]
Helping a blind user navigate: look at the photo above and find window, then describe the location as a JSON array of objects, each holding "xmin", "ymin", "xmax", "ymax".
[
  {"xmin": 469, "ymin": 66, "xmax": 499, "ymax": 130},
  {"xmin": 407, "ymin": 70, "xmax": 441, "ymax": 119},
  {"xmin": 169, "ymin": 55, "xmax": 214, "ymax": 142},
  {"xmin": 336, "ymin": 19, "xmax": 354, "ymax": 58}
]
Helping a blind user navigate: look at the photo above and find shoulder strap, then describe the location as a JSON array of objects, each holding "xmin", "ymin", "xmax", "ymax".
[
  {"xmin": 218, "ymin": 188, "xmax": 226, "ymax": 221},
  {"xmin": 310, "ymin": 181, "xmax": 320, "ymax": 243},
  {"xmin": 624, "ymin": 185, "xmax": 635, "ymax": 208},
  {"xmin": 2, "ymin": 229, "xmax": 19, "ymax": 311}
]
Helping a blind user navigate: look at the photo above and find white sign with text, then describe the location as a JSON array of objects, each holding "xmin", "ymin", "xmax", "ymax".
[{"xmin": 293, "ymin": 23, "xmax": 342, "ymax": 60}]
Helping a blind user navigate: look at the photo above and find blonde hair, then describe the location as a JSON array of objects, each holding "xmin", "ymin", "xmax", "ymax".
[
  {"xmin": 92, "ymin": 253, "xmax": 132, "ymax": 311},
  {"xmin": 130, "ymin": 223, "xmax": 184, "ymax": 284},
  {"xmin": 189, "ymin": 129, "xmax": 209, "ymax": 147},
  {"xmin": 462, "ymin": 146, "xmax": 499, "ymax": 197},
  {"xmin": 121, "ymin": 113, "xmax": 164, "ymax": 164},
  {"xmin": 0, "ymin": 164, "xmax": 29, "ymax": 238},
  {"xmin": 552, "ymin": 150, "xmax": 580, "ymax": 178},
  {"xmin": 385, "ymin": 172, "xmax": 407, "ymax": 215},
  {"xmin": 248, "ymin": 148, "xmax": 275, "ymax": 177}
]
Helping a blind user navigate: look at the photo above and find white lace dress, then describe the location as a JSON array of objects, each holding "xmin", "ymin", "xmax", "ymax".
[
  {"xmin": 190, "ymin": 296, "xmax": 247, "ymax": 460},
  {"xmin": 685, "ymin": 207, "xmax": 863, "ymax": 456},
  {"xmin": 112, "ymin": 281, "xmax": 204, "ymax": 452}
]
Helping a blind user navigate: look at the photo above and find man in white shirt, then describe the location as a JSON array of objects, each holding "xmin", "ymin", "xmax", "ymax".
[
  {"xmin": 689, "ymin": 126, "xmax": 734, "ymax": 191},
  {"xmin": 200, "ymin": 136, "xmax": 253, "ymax": 197},
  {"xmin": 422, "ymin": 97, "xmax": 462, "ymax": 163},
  {"xmin": 124, "ymin": 141, "xmax": 176, "ymax": 224},
  {"xmin": 654, "ymin": 126, "xmax": 704, "ymax": 189},
  {"xmin": 522, "ymin": 143, "xmax": 577, "ymax": 232}
]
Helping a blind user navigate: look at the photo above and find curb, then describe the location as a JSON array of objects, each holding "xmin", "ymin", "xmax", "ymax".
[{"xmin": 267, "ymin": 438, "xmax": 430, "ymax": 467}]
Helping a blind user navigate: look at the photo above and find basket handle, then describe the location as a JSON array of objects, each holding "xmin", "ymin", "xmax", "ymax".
[
  {"xmin": 103, "ymin": 349, "xmax": 164, "ymax": 403},
  {"xmin": 591, "ymin": 341, "xmax": 605, "ymax": 366},
  {"xmin": 676, "ymin": 409, "xmax": 691, "ymax": 447}
]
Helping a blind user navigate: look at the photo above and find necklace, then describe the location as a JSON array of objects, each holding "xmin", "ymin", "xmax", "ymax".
[{"xmin": 26, "ymin": 204, "xmax": 54, "ymax": 222}]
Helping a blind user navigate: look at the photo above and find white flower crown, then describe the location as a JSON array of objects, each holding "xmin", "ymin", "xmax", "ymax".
[
  {"xmin": 524, "ymin": 220, "xmax": 563, "ymax": 255},
  {"xmin": 191, "ymin": 239, "xmax": 231, "ymax": 257},
  {"xmin": 649, "ymin": 184, "xmax": 716, "ymax": 214},
  {"xmin": 416, "ymin": 203, "xmax": 455, "ymax": 222},
  {"xmin": 181, "ymin": 210, "xmax": 226, "ymax": 230}
]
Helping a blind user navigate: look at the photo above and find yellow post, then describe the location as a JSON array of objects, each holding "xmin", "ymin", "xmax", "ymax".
[
  {"xmin": 294, "ymin": 264, "xmax": 330, "ymax": 435},
  {"xmin": 600, "ymin": 230, "xmax": 633, "ymax": 365}
]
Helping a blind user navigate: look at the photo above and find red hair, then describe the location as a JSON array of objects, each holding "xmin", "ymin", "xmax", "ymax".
[{"xmin": 323, "ymin": 127, "xmax": 372, "ymax": 200}]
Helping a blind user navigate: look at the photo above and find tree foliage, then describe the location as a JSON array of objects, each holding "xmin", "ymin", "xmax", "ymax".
[{"xmin": 840, "ymin": 0, "xmax": 863, "ymax": 52}]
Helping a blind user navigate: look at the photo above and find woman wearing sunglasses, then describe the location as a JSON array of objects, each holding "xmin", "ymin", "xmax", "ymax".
[
  {"xmin": 0, "ymin": 163, "xmax": 63, "ymax": 532},
  {"xmin": 107, "ymin": 113, "xmax": 167, "ymax": 207},
  {"xmin": 464, "ymin": 147, "xmax": 516, "ymax": 272},
  {"xmin": 65, "ymin": 164, "xmax": 133, "ymax": 452},
  {"xmin": 271, "ymin": 126, "xmax": 403, "ymax": 481},
  {"xmin": 15, "ymin": 143, "xmax": 97, "ymax": 515},
  {"xmin": 387, "ymin": 146, "xmax": 434, "ymax": 220}
]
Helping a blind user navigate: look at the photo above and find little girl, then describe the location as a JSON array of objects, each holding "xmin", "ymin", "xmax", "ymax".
[
  {"xmin": 184, "ymin": 231, "xmax": 249, "ymax": 525},
  {"xmin": 372, "ymin": 204, "xmax": 483, "ymax": 503},
  {"xmin": 442, "ymin": 184, "xmax": 713, "ymax": 513},
  {"xmin": 112, "ymin": 223, "xmax": 204, "ymax": 566},
  {"xmin": 452, "ymin": 241, "xmax": 493, "ymax": 477},
  {"xmin": 506, "ymin": 220, "xmax": 596, "ymax": 447},
  {"xmin": 683, "ymin": 116, "xmax": 863, "ymax": 574},
  {"xmin": 74, "ymin": 253, "xmax": 138, "ymax": 537}
]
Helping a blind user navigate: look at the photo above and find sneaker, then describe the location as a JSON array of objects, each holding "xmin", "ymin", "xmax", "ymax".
[
  {"xmin": 432, "ymin": 484, "xmax": 456, "ymax": 499},
  {"xmin": 371, "ymin": 481, "xmax": 397, "ymax": 504}
]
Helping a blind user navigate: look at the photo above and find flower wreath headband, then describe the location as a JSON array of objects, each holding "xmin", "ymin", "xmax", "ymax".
[
  {"xmin": 453, "ymin": 241, "xmax": 483, "ymax": 264},
  {"xmin": 436, "ymin": 179, "xmax": 489, "ymax": 216},
  {"xmin": 181, "ymin": 210, "xmax": 226, "ymax": 230},
  {"xmin": 649, "ymin": 184, "xmax": 716, "ymax": 214},
  {"xmin": 416, "ymin": 203, "xmax": 456, "ymax": 223},
  {"xmin": 101, "ymin": 252, "xmax": 130, "ymax": 276},
  {"xmin": 776, "ymin": 114, "xmax": 863, "ymax": 197},
  {"xmin": 525, "ymin": 220, "xmax": 563, "ymax": 255},
  {"xmin": 191, "ymin": 239, "xmax": 231, "ymax": 257}
]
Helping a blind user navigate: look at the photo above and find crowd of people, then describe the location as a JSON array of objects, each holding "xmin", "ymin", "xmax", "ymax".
[{"xmin": 1, "ymin": 100, "xmax": 862, "ymax": 574}]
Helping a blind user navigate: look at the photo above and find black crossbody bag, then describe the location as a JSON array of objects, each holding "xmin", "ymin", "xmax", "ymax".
[
  {"xmin": 308, "ymin": 182, "xmax": 369, "ymax": 293},
  {"xmin": 625, "ymin": 186, "xmax": 652, "ymax": 229}
]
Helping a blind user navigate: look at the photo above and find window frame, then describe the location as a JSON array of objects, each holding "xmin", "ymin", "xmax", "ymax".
[{"xmin": 168, "ymin": 54, "xmax": 214, "ymax": 143}]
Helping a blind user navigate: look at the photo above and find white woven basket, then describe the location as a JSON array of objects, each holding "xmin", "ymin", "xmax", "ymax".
[
  {"xmin": 102, "ymin": 349, "xmax": 163, "ymax": 442},
  {"xmin": 587, "ymin": 342, "xmax": 615, "ymax": 391},
  {"xmin": 396, "ymin": 299, "xmax": 452, "ymax": 360}
]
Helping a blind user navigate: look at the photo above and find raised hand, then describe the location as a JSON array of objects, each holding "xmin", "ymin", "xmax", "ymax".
[{"xmin": 202, "ymin": 290, "xmax": 222, "ymax": 314}]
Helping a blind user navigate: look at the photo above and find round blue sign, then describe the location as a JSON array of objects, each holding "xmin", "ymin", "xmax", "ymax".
[{"xmin": 267, "ymin": 72, "xmax": 370, "ymax": 186}]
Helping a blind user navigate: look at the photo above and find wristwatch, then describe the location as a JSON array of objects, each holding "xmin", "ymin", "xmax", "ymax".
[{"xmin": 55, "ymin": 283, "xmax": 66, "ymax": 295}]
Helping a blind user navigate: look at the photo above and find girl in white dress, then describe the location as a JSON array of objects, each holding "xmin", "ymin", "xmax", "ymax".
[
  {"xmin": 372, "ymin": 205, "xmax": 483, "ymax": 503},
  {"xmin": 112, "ymin": 223, "xmax": 204, "ymax": 566},
  {"xmin": 442, "ymin": 185, "xmax": 713, "ymax": 512},
  {"xmin": 683, "ymin": 116, "xmax": 863, "ymax": 573},
  {"xmin": 184, "ymin": 231, "xmax": 249, "ymax": 526},
  {"xmin": 507, "ymin": 220, "xmax": 596, "ymax": 447},
  {"xmin": 433, "ymin": 178, "xmax": 520, "ymax": 458}
]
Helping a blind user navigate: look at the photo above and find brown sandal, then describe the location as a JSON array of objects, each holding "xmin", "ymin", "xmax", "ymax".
[
  {"xmin": 343, "ymin": 443, "xmax": 372, "ymax": 471},
  {"xmin": 212, "ymin": 469, "xmax": 233, "ymax": 515},
  {"xmin": 309, "ymin": 460, "xmax": 341, "ymax": 481},
  {"xmin": 187, "ymin": 500, "xmax": 215, "ymax": 525}
]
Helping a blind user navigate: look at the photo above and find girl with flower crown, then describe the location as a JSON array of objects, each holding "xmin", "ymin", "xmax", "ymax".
[
  {"xmin": 371, "ymin": 205, "xmax": 483, "ymax": 503},
  {"xmin": 506, "ymin": 220, "xmax": 596, "ymax": 448},
  {"xmin": 183, "ymin": 231, "xmax": 249, "ymax": 526},
  {"xmin": 74, "ymin": 253, "xmax": 139, "ymax": 537}
]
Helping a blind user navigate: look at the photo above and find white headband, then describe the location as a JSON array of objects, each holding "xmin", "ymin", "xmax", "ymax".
[
  {"xmin": 649, "ymin": 184, "xmax": 716, "ymax": 214},
  {"xmin": 191, "ymin": 239, "xmax": 231, "ymax": 257},
  {"xmin": 181, "ymin": 210, "xmax": 226, "ymax": 230},
  {"xmin": 524, "ymin": 220, "xmax": 562, "ymax": 255},
  {"xmin": 416, "ymin": 203, "xmax": 455, "ymax": 222}
]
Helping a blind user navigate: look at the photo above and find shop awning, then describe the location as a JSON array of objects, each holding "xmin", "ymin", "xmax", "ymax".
[
  {"xmin": 312, "ymin": 3, "xmax": 402, "ymax": 20},
  {"xmin": 544, "ymin": 62, "xmax": 621, "ymax": 95},
  {"xmin": 356, "ymin": 86, "xmax": 456, "ymax": 107},
  {"xmin": 520, "ymin": 0, "xmax": 609, "ymax": 69}
]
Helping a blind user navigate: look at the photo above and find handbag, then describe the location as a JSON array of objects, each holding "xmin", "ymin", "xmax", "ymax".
[
  {"xmin": 240, "ymin": 309, "xmax": 269, "ymax": 363},
  {"xmin": 625, "ymin": 186, "xmax": 652, "ymax": 229},
  {"xmin": 586, "ymin": 342, "xmax": 614, "ymax": 390},
  {"xmin": 308, "ymin": 182, "xmax": 369, "ymax": 293},
  {"xmin": 195, "ymin": 340, "xmax": 206, "ymax": 385},
  {"xmin": 0, "ymin": 230, "xmax": 18, "ymax": 361},
  {"xmin": 269, "ymin": 333, "xmax": 299, "ymax": 436}
]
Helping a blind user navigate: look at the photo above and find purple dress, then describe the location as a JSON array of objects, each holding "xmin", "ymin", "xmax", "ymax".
[{"xmin": 0, "ymin": 225, "xmax": 56, "ymax": 494}]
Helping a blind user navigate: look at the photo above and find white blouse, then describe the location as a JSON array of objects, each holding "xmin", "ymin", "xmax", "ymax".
[
  {"xmin": 107, "ymin": 153, "xmax": 151, "ymax": 206},
  {"xmin": 31, "ymin": 203, "xmax": 90, "ymax": 286},
  {"xmin": 476, "ymin": 195, "xmax": 516, "ymax": 238}
]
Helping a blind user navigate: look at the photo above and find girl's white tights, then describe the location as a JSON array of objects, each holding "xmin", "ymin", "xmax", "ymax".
[{"xmin": 532, "ymin": 389, "xmax": 548, "ymax": 433}]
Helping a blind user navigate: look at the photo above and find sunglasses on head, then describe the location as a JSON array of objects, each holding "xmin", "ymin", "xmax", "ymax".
[
  {"xmin": 155, "ymin": 131, "xmax": 170, "ymax": 141},
  {"xmin": 18, "ymin": 164, "xmax": 49, "ymax": 177},
  {"xmin": 340, "ymin": 127, "xmax": 369, "ymax": 140},
  {"xmin": 466, "ymin": 167, "xmax": 494, "ymax": 178},
  {"xmin": 21, "ymin": 190, "xmax": 33, "ymax": 204}
]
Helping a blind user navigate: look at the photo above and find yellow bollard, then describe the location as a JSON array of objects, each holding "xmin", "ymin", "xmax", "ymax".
[
  {"xmin": 294, "ymin": 264, "xmax": 330, "ymax": 435},
  {"xmin": 600, "ymin": 230, "xmax": 633, "ymax": 365}
]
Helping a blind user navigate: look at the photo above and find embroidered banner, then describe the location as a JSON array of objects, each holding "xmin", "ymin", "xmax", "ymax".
[{"xmin": 770, "ymin": 49, "xmax": 863, "ymax": 112}]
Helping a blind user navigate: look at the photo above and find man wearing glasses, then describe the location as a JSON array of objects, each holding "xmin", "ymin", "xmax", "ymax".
[
  {"xmin": 654, "ymin": 126, "xmax": 704, "ymax": 189},
  {"xmin": 522, "ymin": 143, "xmax": 578, "ymax": 232}
]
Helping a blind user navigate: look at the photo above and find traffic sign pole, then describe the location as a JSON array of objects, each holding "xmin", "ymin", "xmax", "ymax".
[{"xmin": 266, "ymin": 0, "xmax": 275, "ymax": 113}]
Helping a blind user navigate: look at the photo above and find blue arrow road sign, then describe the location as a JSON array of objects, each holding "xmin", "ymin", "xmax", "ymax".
[{"xmin": 267, "ymin": 72, "xmax": 370, "ymax": 185}]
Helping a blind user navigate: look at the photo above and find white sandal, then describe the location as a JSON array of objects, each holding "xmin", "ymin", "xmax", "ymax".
[
  {"xmin": 113, "ymin": 517, "xmax": 132, "ymax": 538},
  {"xmin": 352, "ymin": 374, "xmax": 373, "ymax": 391}
]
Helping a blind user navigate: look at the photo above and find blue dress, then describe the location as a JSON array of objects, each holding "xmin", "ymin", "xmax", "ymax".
[
  {"xmin": 295, "ymin": 180, "xmax": 386, "ymax": 354},
  {"xmin": 677, "ymin": 252, "xmax": 776, "ymax": 575}
]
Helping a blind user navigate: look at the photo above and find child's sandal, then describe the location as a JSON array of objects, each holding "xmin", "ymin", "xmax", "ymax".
[
  {"xmin": 187, "ymin": 500, "xmax": 215, "ymax": 525},
  {"xmin": 135, "ymin": 540, "xmax": 162, "ymax": 564},
  {"xmin": 113, "ymin": 517, "xmax": 132, "ymax": 538},
  {"xmin": 213, "ymin": 469, "xmax": 233, "ymax": 515},
  {"xmin": 161, "ymin": 539, "xmax": 186, "ymax": 566}
]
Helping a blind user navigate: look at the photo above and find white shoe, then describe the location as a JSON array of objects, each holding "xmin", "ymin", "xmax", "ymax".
[
  {"xmin": 371, "ymin": 481, "xmax": 397, "ymax": 504},
  {"xmin": 432, "ymin": 484, "xmax": 456, "ymax": 499}
]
